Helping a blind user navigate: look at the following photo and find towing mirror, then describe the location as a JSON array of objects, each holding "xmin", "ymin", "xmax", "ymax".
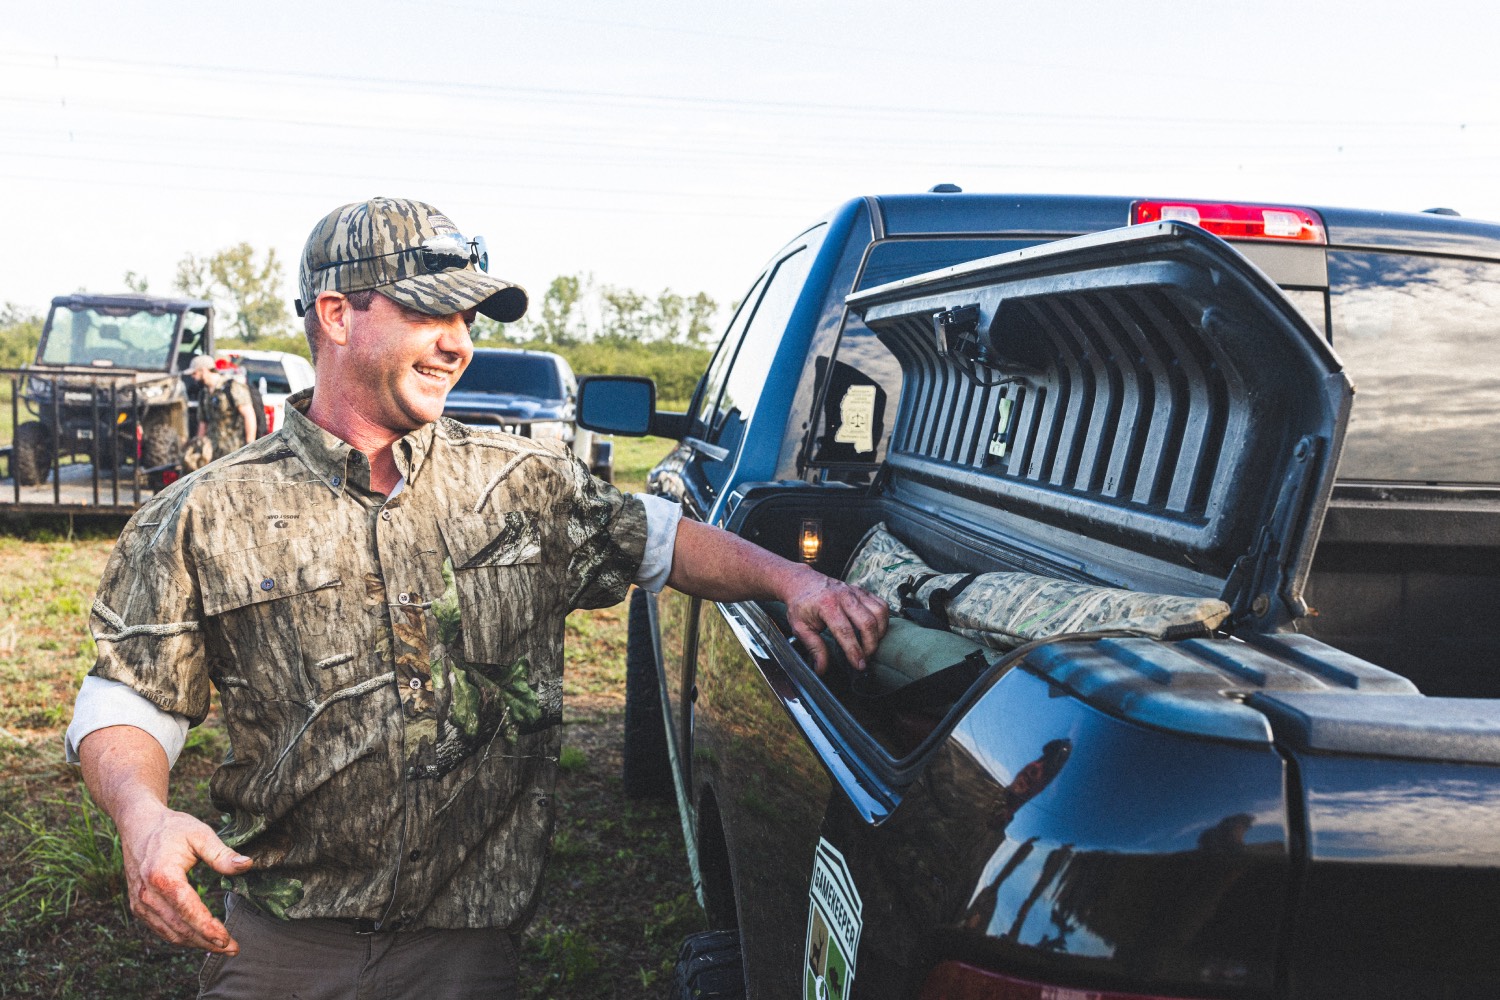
[
  {"xmin": 577, "ymin": 375, "xmax": 689, "ymax": 439},
  {"xmin": 577, "ymin": 376, "xmax": 654, "ymax": 435}
]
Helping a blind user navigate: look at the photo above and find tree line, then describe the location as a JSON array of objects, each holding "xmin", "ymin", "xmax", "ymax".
[
  {"xmin": 162, "ymin": 244, "xmax": 722, "ymax": 350},
  {"xmin": 3, "ymin": 244, "xmax": 720, "ymax": 406}
]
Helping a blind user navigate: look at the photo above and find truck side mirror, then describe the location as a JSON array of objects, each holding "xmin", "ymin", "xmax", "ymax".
[{"xmin": 577, "ymin": 376, "xmax": 655, "ymax": 435}]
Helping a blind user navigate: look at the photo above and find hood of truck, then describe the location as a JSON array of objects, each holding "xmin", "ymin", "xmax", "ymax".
[
  {"xmin": 849, "ymin": 221, "xmax": 1351, "ymax": 630},
  {"xmin": 442, "ymin": 390, "xmax": 567, "ymax": 420}
]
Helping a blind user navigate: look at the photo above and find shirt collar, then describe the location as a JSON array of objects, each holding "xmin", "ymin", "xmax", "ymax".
[{"xmin": 282, "ymin": 389, "xmax": 438, "ymax": 496}]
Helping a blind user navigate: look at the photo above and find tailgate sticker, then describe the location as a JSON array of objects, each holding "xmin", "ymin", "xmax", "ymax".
[
  {"xmin": 833, "ymin": 385, "xmax": 877, "ymax": 454},
  {"xmin": 805, "ymin": 838, "xmax": 863, "ymax": 1000}
]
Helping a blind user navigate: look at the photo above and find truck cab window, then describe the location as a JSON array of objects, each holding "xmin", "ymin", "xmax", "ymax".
[
  {"xmin": 692, "ymin": 242, "xmax": 819, "ymax": 495},
  {"xmin": 689, "ymin": 271, "xmax": 768, "ymax": 443},
  {"xmin": 1329, "ymin": 250, "xmax": 1500, "ymax": 484}
]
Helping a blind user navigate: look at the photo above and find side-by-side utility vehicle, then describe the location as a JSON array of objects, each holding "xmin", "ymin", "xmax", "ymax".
[{"xmin": 4, "ymin": 294, "xmax": 214, "ymax": 510}]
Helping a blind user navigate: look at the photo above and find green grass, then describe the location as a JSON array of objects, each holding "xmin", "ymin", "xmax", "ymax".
[
  {"xmin": 608, "ymin": 434, "xmax": 672, "ymax": 494},
  {"xmin": 0, "ymin": 531, "xmax": 115, "ymax": 738},
  {"xmin": 2, "ymin": 792, "xmax": 126, "ymax": 927}
]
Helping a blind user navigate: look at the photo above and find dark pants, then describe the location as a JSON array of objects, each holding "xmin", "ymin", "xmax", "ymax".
[{"xmin": 198, "ymin": 895, "xmax": 519, "ymax": 1000}]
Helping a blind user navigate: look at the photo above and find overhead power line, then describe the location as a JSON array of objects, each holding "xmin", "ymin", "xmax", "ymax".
[{"xmin": 4, "ymin": 50, "xmax": 1492, "ymax": 131}]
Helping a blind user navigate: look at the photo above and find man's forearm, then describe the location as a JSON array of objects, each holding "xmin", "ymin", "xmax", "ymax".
[
  {"xmin": 80, "ymin": 725, "xmax": 171, "ymax": 831},
  {"xmin": 241, "ymin": 404, "xmax": 257, "ymax": 443},
  {"xmin": 79, "ymin": 724, "xmax": 252, "ymax": 953},
  {"xmin": 664, "ymin": 517, "xmax": 811, "ymax": 603}
]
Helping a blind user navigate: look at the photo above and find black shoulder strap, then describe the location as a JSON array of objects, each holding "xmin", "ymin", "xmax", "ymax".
[{"xmin": 897, "ymin": 572, "xmax": 979, "ymax": 629}]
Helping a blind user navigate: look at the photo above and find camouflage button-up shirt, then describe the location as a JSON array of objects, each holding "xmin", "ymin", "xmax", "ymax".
[{"xmin": 88, "ymin": 391, "xmax": 647, "ymax": 930}]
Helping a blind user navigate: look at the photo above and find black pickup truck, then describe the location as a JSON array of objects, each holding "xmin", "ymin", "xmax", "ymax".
[{"xmin": 579, "ymin": 193, "xmax": 1500, "ymax": 1000}]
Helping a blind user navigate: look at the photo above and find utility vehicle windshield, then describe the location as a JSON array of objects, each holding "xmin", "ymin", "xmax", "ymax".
[{"xmin": 37, "ymin": 304, "xmax": 180, "ymax": 370}]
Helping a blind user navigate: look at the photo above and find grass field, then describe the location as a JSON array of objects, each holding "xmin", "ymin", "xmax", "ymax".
[{"xmin": 0, "ymin": 434, "xmax": 698, "ymax": 998}]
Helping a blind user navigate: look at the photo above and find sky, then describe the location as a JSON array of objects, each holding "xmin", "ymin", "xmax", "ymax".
[{"xmin": 2, "ymin": 0, "xmax": 1497, "ymax": 324}]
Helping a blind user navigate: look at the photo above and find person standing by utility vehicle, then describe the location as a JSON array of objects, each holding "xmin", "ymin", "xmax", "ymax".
[{"xmin": 185, "ymin": 354, "xmax": 256, "ymax": 466}]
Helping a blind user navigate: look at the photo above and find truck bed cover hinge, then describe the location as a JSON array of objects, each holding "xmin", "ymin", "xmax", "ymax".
[{"xmin": 1223, "ymin": 435, "xmax": 1322, "ymax": 630}]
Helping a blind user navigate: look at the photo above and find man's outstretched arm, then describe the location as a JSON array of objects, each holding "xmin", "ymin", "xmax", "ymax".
[
  {"xmin": 665, "ymin": 517, "xmax": 889, "ymax": 674},
  {"xmin": 79, "ymin": 726, "xmax": 253, "ymax": 954}
]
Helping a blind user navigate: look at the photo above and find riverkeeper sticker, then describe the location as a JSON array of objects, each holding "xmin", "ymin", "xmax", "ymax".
[
  {"xmin": 804, "ymin": 838, "xmax": 863, "ymax": 1000},
  {"xmin": 833, "ymin": 384, "xmax": 877, "ymax": 454}
]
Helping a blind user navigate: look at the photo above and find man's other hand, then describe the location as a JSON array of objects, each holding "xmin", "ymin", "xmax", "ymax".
[
  {"xmin": 118, "ymin": 800, "xmax": 253, "ymax": 954},
  {"xmin": 782, "ymin": 566, "xmax": 889, "ymax": 675}
]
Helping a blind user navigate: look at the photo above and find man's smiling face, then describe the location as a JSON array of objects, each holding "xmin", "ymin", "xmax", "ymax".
[{"xmin": 342, "ymin": 292, "xmax": 476, "ymax": 434}]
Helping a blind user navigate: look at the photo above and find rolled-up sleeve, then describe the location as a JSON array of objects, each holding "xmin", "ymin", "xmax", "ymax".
[
  {"xmin": 633, "ymin": 493, "xmax": 681, "ymax": 593},
  {"xmin": 64, "ymin": 675, "xmax": 190, "ymax": 767}
]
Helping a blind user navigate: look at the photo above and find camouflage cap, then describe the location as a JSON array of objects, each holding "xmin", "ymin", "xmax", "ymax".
[{"xmin": 296, "ymin": 197, "xmax": 528, "ymax": 323}]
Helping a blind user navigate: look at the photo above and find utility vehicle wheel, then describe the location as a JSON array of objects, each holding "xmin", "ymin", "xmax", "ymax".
[
  {"xmin": 670, "ymin": 930, "xmax": 744, "ymax": 1000},
  {"xmin": 140, "ymin": 416, "xmax": 183, "ymax": 470},
  {"xmin": 622, "ymin": 587, "xmax": 672, "ymax": 799},
  {"xmin": 11, "ymin": 421, "xmax": 51, "ymax": 486}
]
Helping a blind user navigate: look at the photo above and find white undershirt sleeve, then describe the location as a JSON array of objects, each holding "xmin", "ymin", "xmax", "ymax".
[
  {"xmin": 64, "ymin": 675, "xmax": 191, "ymax": 768},
  {"xmin": 633, "ymin": 492, "xmax": 682, "ymax": 593}
]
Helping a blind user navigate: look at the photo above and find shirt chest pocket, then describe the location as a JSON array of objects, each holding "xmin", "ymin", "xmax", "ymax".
[
  {"xmin": 438, "ymin": 510, "xmax": 545, "ymax": 665},
  {"xmin": 198, "ymin": 537, "xmax": 349, "ymax": 697}
]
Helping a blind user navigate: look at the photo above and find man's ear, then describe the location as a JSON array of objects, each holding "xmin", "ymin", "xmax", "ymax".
[{"xmin": 314, "ymin": 292, "xmax": 352, "ymax": 348}]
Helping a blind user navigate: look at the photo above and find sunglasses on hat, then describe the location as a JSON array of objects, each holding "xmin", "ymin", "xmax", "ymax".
[{"xmin": 313, "ymin": 234, "xmax": 490, "ymax": 278}]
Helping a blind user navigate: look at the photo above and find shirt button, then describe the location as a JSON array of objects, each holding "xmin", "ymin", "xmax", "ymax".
[
  {"xmin": 330, "ymin": 476, "xmax": 342, "ymax": 487},
  {"xmin": 408, "ymin": 677, "xmax": 423, "ymax": 690},
  {"xmin": 407, "ymin": 850, "xmax": 421, "ymax": 863},
  {"xmin": 381, "ymin": 510, "xmax": 392, "ymax": 521},
  {"xmin": 260, "ymin": 578, "xmax": 274, "ymax": 591},
  {"xmin": 398, "ymin": 592, "xmax": 411, "ymax": 605}
]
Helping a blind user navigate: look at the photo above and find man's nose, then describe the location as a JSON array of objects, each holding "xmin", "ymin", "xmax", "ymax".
[{"xmin": 436, "ymin": 315, "xmax": 473, "ymax": 359}]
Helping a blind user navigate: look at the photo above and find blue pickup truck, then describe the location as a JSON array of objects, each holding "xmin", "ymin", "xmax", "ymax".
[{"xmin": 580, "ymin": 193, "xmax": 1500, "ymax": 1000}]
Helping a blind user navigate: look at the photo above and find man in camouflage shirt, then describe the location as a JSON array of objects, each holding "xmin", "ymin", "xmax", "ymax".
[
  {"xmin": 66, "ymin": 197, "xmax": 888, "ymax": 999},
  {"xmin": 187, "ymin": 355, "xmax": 257, "ymax": 461}
]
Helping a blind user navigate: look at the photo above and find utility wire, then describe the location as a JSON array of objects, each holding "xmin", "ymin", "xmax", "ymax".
[{"xmin": 5, "ymin": 50, "xmax": 1492, "ymax": 130}]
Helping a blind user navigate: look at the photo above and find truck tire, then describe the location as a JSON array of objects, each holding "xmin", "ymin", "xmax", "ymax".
[
  {"xmin": 670, "ymin": 930, "xmax": 745, "ymax": 1000},
  {"xmin": 622, "ymin": 587, "xmax": 673, "ymax": 799},
  {"xmin": 10, "ymin": 421, "xmax": 51, "ymax": 486},
  {"xmin": 140, "ymin": 415, "xmax": 183, "ymax": 470}
]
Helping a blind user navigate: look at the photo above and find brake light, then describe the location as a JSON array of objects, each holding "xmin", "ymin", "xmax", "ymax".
[
  {"xmin": 1132, "ymin": 200, "xmax": 1326, "ymax": 244},
  {"xmin": 919, "ymin": 961, "xmax": 1202, "ymax": 1000},
  {"xmin": 264, "ymin": 404, "xmax": 276, "ymax": 433}
]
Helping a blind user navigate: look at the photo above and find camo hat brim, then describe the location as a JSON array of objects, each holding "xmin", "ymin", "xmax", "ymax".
[{"xmin": 297, "ymin": 197, "xmax": 528, "ymax": 323}]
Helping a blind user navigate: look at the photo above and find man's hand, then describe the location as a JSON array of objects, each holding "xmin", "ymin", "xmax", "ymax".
[
  {"xmin": 666, "ymin": 518, "xmax": 890, "ymax": 675},
  {"xmin": 118, "ymin": 799, "xmax": 253, "ymax": 954},
  {"xmin": 781, "ymin": 565, "xmax": 890, "ymax": 675},
  {"xmin": 79, "ymin": 725, "xmax": 252, "ymax": 955}
]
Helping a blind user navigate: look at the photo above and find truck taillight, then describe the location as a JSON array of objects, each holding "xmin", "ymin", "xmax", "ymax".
[
  {"xmin": 1132, "ymin": 200, "xmax": 1326, "ymax": 244},
  {"xmin": 919, "ymin": 961, "xmax": 1201, "ymax": 1000},
  {"xmin": 264, "ymin": 405, "xmax": 276, "ymax": 433}
]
